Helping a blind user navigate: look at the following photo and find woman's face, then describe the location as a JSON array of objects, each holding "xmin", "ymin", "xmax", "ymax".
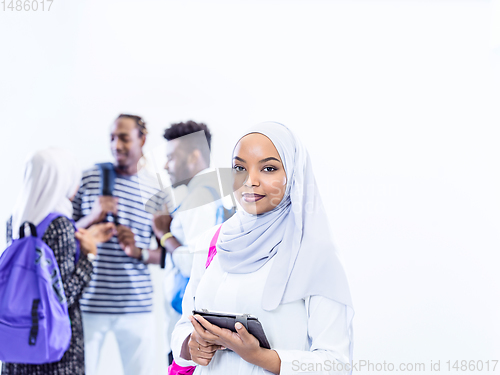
[{"xmin": 232, "ymin": 133, "xmax": 287, "ymax": 215}]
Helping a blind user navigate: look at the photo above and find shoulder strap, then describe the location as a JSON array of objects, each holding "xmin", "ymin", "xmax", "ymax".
[
  {"xmin": 37, "ymin": 213, "xmax": 63, "ymax": 238},
  {"xmin": 205, "ymin": 225, "xmax": 222, "ymax": 268},
  {"xmin": 36, "ymin": 213, "xmax": 80, "ymax": 265}
]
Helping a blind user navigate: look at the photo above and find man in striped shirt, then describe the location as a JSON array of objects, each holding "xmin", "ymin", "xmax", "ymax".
[{"xmin": 73, "ymin": 114, "xmax": 168, "ymax": 375}]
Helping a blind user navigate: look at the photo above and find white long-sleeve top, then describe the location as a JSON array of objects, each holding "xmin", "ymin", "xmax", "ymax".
[{"xmin": 171, "ymin": 224, "xmax": 351, "ymax": 375}]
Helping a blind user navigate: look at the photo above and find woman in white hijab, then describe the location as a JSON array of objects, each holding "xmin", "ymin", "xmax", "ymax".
[
  {"xmin": 170, "ymin": 122, "xmax": 354, "ymax": 375},
  {"xmin": 2, "ymin": 148, "xmax": 115, "ymax": 375}
]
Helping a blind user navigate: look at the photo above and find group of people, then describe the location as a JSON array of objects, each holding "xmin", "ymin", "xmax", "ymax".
[{"xmin": 1, "ymin": 115, "xmax": 354, "ymax": 375}]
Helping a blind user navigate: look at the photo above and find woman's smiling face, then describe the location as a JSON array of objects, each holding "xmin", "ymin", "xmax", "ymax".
[{"xmin": 232, "ymin": 133, "xmax": 287, "ymax": 215}]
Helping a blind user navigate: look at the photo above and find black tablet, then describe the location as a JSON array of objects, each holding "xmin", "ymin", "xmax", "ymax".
[{"xmin": 192, "ymin": 309, "xmax": 271, "ymax": 349}]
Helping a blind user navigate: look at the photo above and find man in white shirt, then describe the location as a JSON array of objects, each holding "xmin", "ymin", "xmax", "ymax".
[{"xmin": 152, "ymin": 121, "xmax": 226, "ymax": 365}]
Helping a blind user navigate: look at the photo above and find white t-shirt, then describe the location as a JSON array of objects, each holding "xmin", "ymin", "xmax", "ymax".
[{"xmin": 171, "ymin": 225, "xmax": 351, "ymax": 375}]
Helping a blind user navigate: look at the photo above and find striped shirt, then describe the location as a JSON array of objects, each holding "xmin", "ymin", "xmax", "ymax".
[{"xmin": 72, "ymin": 165, "xmax": 168, "ymax": 314}]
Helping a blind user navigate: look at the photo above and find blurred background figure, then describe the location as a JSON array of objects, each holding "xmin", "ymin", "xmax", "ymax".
[
  {"xmin": 72, "ymin": 115, "xmax": 168, "ymax": 375},
  {"xmin": 1, "ymin": 148, "xmax": 113, "ymax": 375},
  {"xmin": 152, "ymin": 121, "xmax": 230, "ymax": 365}
]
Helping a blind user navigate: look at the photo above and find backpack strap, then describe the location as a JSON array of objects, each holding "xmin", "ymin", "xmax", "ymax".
[
  {"xmin": 37, "ymin": 213, "xmax": 80, "ymax": 265},
  {"xmin": 205, "ymin": 225, "xmax": 222, "ymax": 268},
  {"xmin": 37, "ymin": 213, "xmax": 64, "ymax": 238},
  {"xmin": 29, "ymin": 299, "xmax": 41, "ymax": 346}
]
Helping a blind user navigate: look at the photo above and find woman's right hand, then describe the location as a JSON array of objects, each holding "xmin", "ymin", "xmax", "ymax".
[{"xmin": 186, "ymin": 317, "xmax": 225, "ymax": 366}]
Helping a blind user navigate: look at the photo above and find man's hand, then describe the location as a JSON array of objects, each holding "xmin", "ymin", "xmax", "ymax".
[
  {"xmin": 89, "ymin": 196, "xmax": 119, "ymax": 225},
  {"xmin": 152, "ymin": 204, "xmax": 172, "ymax": 239},
  {"xmin": 117, "ymin": 225, "xmax": 141, "ymax": 259}
]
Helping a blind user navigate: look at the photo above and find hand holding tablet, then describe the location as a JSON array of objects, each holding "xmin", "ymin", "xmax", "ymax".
[{"xmin": 192, "ymin": 309, "xmax": 271, "ymax": 349}]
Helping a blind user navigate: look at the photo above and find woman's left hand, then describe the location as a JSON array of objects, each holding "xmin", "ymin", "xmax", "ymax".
[{"xmin": 190, "ymin": 315, "xmax": 262, "ymax": 364}]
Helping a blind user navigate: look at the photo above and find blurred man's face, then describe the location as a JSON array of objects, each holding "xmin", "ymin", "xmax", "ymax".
[
  {"xmin": 165, "ymin": 139, "xmax": 195, "ymax": 188},
  {"xmin": 110, "ymin": 117, "xmax": 145, "ymax": 171}
]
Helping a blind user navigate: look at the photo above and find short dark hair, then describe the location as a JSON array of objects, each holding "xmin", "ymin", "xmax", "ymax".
[
  {"xmin": 116, "ymin": 114, "xmax": 148, "ymax": 136},
  {"xmin": 163, "ymin": 121, "xmax": 212, "ymax": 163}
]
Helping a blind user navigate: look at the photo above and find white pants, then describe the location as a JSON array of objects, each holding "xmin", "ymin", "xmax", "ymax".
[{"xmin": 82, "ymin": 312, "xmax": 155, "ymax": 375}]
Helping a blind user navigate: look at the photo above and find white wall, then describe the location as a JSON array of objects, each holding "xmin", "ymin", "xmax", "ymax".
[{"xmin": 1, "ymin": 1, "xmax": 499, "ymax": 374}]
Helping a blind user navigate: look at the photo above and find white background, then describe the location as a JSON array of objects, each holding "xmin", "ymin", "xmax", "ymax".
[{"xmin": 1, "ymin": 1, "xmax": 499, "ymax": 374}]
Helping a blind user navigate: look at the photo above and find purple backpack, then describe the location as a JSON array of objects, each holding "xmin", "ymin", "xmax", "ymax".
[{"xmin": 0, "ymin": 213, "xmax": 80, "ymax": 364}]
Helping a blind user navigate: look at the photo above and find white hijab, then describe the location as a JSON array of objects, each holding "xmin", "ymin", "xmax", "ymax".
[
  {"xmin": 217, "ymin": 122, "xmax": 354, "ymax": 365},
  {"xmin": 11, "ymin": 148, "xmax": 81, "ymax": 239}
]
